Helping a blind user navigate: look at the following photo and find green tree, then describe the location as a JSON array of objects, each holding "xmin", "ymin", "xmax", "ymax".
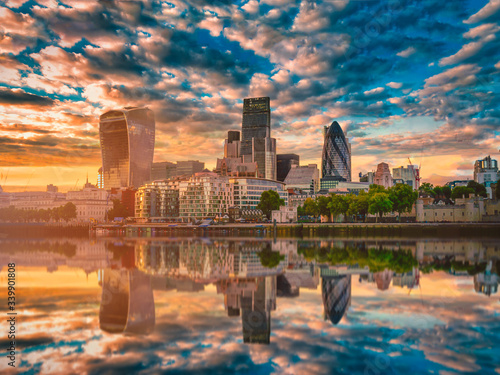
[
  {"xmin": 328, "ymin": 194, "xmax": 350, "ymax": 222},
  {"xmin": 347, "ymin": 191, "xmax": 370, "ymax": 222},
  {"xmin": 107, "ymin": 199, "xmax": 130, "ymax": 221},
  {"xmin": 442, "ymin": 185, "xmax": 452, "ymax": 199},
  {"xmin": 419, "ymin": 182, "xmax": 435, "ymax": 197},
  {"xmin": 316, "ymin": 195, "xmax": 331, "ymax": 220},
  {"xmin": 58, "ymin": 202, "xmax": 77, "ymax": 222},
  {"xmin": 451, "ymin": 186, "xmax": 475, "ymax": 200},
  {"xmin": 389, "ymin": 184, "xmax": 418, "ymax": 220},
  {"xmin": 302, "ymin": 197, "xmax": 319, "ymax": 218},
  {"xmin": 257, "ymin": 190, "xmax": 285, "ymax": 219},
  {"xmin": 368, "ymin": 192, "xmax": 393, "ymax": 222},
  {"xmin": 467, "ymin": 180, "xmax": 487, "ymax": 198}
]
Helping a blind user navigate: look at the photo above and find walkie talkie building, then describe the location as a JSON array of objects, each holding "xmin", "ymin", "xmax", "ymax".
[
  {"xmin": 99, "ymin": 107, "xmax": 155, "ymax": 189},
  {"xmin": 321, "ymin": 121, "xmax": 351, "ymax": 181}
]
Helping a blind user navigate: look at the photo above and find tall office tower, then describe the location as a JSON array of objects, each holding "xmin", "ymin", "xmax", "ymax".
[
  {"xmin": 240, "ymin": 97, "xmax": 276, "ymax": 179},
  {"xmin": 321, "ymin": 121, "xmax": 351, "ymax": 181},
  {"xmin": 99, "ymin": 107, "xmax": 155, "ymax": 189},
  {"xmin": 252, "ymin": 137, "xmax": 277, "ymax": 180},
  {"xmin": 224, "ymin": 130, "xmax": 241, "ymax": 158},
  {"xmin": 241, "ymin": 97, "xmax": 270, "ymax": 156},
  {"xmin": 277, "ymin": 154, "xmax": 300, "ymax": 182},
  {"xmin": 321, "ymin": 275, "xmax": 351, "ymax": 325},
  {"xmin": 150, "ymin": 161, "xmax": 176, "ymax": 180}
]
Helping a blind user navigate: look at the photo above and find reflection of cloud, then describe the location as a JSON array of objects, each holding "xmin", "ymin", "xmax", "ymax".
[{"xmin": 1, "ymin": 269, "xmax": 498, "ymax": 374}]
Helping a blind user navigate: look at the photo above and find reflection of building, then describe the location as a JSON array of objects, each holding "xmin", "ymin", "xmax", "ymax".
[
  {"xmin": 99, "ymin": 107, "xmax": 155, "ymax": 189},
  {"xmin": 474, "ymin": 261, "xmax": 498, "ymax": 296},
  {"xmin": 277, "ymin": 154, "xmax": 299, "ymax": 182},
  {"xmin": 321, "ymin": 275, "xmax": 351, "ymax": 325},
  {"xmin": 218, "ymin": 276, "xmax": 277, "ymax": 345},
  {"xmin": 373, "ymin": 269, "xmax": 393, "ymax": 291},
  {"xmin": 99, "ymin": 268, "xmax": 155, "ymax": 335},
  {"xmin": 322, "ymin": 121, "xmax": 351, "ymax": 181},
  {"xmin": 392, "ymin": 268, "xmax": 419, "ymax": 289},
  {"xmin": 284, "ymin": 164, "xmax": 320, "ymax": 194},
  {"xmin": 374, "ymin": 162, "xmax": 393, "ymax": 189}
]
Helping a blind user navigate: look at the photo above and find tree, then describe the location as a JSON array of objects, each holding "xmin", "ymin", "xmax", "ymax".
[
  {"xmin": 257, "ymin": 190, "xmax": 285, "ymax": 219},
  {"xmin": 347, "ymin": 191, "xmax": 370, "ymax": 222},
  {"xmin": 419, "ymin": 182, "xmax": 435, "ymax": 197},
  {"xmin": 328, "ymin": 194, "xmax": 350, "ymax": 222},
  {"xmin": 442, "ymin": 185, "xmax": 452, "ymax": 200},
  {"xmin": 389, "ymin": 184, "xmax": 418, "ymax": 220},
  {"xmin": 467, "ymin": 180, "xmax": 487, "ymax": 198},
  {"xmin": 451, "ymin": 186, "xmax": 475, "ymax": 200},
  {"xmin": 58, "ymin": 202, "xmax": 77, "ymax": 222},
  {"xmin": 302, "ymin": 197, "xmax": 319, "ymax": 218},
  {"xmin": 107, "ymin": 199, "xmax": 130, "ymax": 221},
  {"xmin": 368, "ymin": 192, "xmax": 393, "ymax": 222},
  {"xmin": 316, "ymin": 196, "xmax": 331, "ymax": 220}
]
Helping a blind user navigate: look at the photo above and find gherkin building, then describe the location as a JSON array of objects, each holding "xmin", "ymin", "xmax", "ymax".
[{"xmin": 321, "ymin": 121, "xmax": 351, "ymax": 181}]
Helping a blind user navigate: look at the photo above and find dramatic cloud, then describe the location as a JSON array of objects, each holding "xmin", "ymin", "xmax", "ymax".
[{"xmin": 0, "ymin": 0, "xmax": 499, "ymax": 189}]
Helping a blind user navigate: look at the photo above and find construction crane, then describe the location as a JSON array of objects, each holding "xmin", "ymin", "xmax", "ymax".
[
  {"xmin": 408, "ymin": 157, "xmax": 421, "ymax": 189},
  {"xmin": 73, "ymin": 179, "xmax": 79, "ymax": 191}
]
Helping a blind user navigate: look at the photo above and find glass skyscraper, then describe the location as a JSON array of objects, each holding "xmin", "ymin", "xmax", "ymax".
[
  {"xmin": 99, "ymin": 107, "xmax": 155, "ymax": 189},
  {"xmin": 240, "ymin": 97, "xmax": 276, "ymax": 180},
  {"xmin": 321, "ymin": 121, "xmax": 351, "ymax": 181},
  {"xmin": 241, "ymin": 97, "xmax": 271, "ymax": 157}
]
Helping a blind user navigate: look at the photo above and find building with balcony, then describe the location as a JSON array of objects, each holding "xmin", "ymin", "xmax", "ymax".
[
  {"xmin": 179, "ymin": 171, "xmax": 233, "ymax": 221},
  {"xmin": 230, "ymin": 177, "xmax": 288, "ymax": 210}
]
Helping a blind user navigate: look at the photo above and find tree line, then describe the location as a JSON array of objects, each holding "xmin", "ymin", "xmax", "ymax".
[
  {"xmin": 298, "ymin": 183, "xmax": 418, "ymax": 222},
  {"xmin": 0, "ymin": 202, "xmax": 77, "ymax": 223}
]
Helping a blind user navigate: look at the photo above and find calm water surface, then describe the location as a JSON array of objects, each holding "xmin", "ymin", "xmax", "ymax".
[{"xmin": 0, "ymin": 237, "xmax": 499, "ymax": 374}]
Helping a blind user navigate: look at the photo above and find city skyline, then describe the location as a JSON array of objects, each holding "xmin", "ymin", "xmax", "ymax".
[{"xmin": 1, "ymin": 0, "xmax": 500, "ymax": 191}]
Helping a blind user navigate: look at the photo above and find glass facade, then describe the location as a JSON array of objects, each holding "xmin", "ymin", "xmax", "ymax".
[
  {"xmin": 230, "ymin": 177, "xmax": 288, "ymax": 210},
  {"xmin": 277, "ymin": 154, "xmax": 299, "ymax": 182},
  {"xmin": 321, "ymin": 121, "xmax": 351, "ymax": 181},
  {"xmin": 99, "ymin": 107, "xmax": 155, "ymax": 189},
  {"xmin": 241, "ymin": 97, "xmax": 270, "ymax": 157}
]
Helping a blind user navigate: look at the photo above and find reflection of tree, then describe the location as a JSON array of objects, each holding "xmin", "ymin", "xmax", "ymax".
[
  {"xmin": 258, "ymin": 244, "xmax": 285, "ymax": 269},
  {"xmin": 297, "ymin": 243, "xmax": 418, "ymax": 273},
  {"xmin": 0, "ymin": 241, "xmax": 77, "ymax": 257},
  {"xmin": 420, "ymin": 256, "xmax": 488, "ymax": 275}
]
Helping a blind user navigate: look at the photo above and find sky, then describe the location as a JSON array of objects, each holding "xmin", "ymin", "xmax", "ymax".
[{"xmin": 1, "ymin": 0, "xmax": 500, "ymax": 191}]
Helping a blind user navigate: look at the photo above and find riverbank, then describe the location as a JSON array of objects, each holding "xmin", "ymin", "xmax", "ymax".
[
  {"xmin": 91, "ymin": 222, "xmax": 500, "ymax": 239},
  {"xmin": 0, "ymin": 223, "xmax": 90, "ymax": 238}
]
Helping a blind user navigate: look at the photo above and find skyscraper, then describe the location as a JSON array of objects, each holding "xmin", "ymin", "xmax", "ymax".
[
  {"xmin": 241, "ymin": 97, "xmax": 271, "ymax": 156},
  {"xmin": 277, "ymin": 154, "xmax": 299, "ymax": 182},
  {"xmin": 321, "ymin": 121, "xmax": 351, "ymax": 181},
  {"xmin": 240, "ymin": 97, "xmax": 276, "ymax": 180},
  {"xmin": 99, "ymin": 107, "xmax": 155, "ymax": 189}
]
